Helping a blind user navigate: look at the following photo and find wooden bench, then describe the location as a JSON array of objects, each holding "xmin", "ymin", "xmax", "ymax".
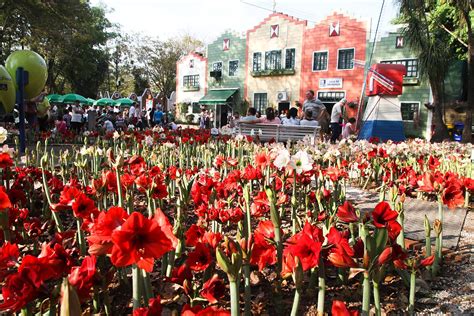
[{"xmin": 236, "ymin": 123, "xmax": 320, "ymax": 143}]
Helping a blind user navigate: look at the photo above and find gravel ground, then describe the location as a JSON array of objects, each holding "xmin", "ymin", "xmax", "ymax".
[{"xmin": 417, "ymin": 208, "xmax": 474, "ymax": 315}]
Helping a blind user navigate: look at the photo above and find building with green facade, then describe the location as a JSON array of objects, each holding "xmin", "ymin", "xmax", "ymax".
[
  {"xmin": 367, "ymin": 31, "xmax": 432, "ymax": 139},
  {"xmin": 200, "ymin": 30, "xmax": 246, "ymax": 127},
  {"xmin": 367, "ymin": 31, "xmax": 467, "ymax": 139}
]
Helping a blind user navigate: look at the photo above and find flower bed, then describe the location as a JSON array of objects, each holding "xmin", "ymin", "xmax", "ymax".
[{"xmin": 0, "ymin": 129, "xmax": 472, "ymax": 315}]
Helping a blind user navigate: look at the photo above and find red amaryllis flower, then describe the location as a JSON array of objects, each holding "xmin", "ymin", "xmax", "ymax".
[
  {"xmin": 127, "ymin": 155, "xmax": 146, "ymax": 176},
  {"xmin": 185, "ymin": 224, "xmax": 206, "ymax": 247},
  {"xmin": 88, "ymin": 206, "xmax": 129, "ymax": 256},
  {"xmin": 331, "ymin": 300, "xmax": 360, "ymax": 316},
  {"xmin": 111, "ymin": 212, "xmax": 175, "ymax": 272},
  {"xmin": 337, "ymin": 201, "xmax": 359, "ymax": 223},
  {"xmin": 442, "ymin": 181, "xmax": 464, "ymax": 209},
  {"xmin": 371, "ymin": 202, "xmax": 398, "ymax": 228},
  {"xmin": 133, "ymin": 295, "xmax": 163, "ymax": 316},
  {"xmin": 154, "ymin": 208, "xmax": 178, "ymax": 249},
  {"xmin": 419, "ymin": 255, "xmax": 435, "ymax": 267},
  {"xmin": 242, "ymin": 165, "xmax": 263, "ymax": 181},
  {"xmin": 377, "ymin": 244, "xmax": 407, "ymax": 266},
  {"xmin": 37, "ymin": 242, "xmax": 74, "ymax": 280},
  {"xmin": 283, "ymin": 222, "xmax": 323, "ymax": 272},
  {"xmin": 464, "ymin": 177, "xmax": 474, "ymax": 192},
  {"xmin": 0, "ymin": 153, "xmax": 13, "ymax": 169},
  {"xmin": 71, "ymin": 193, "xmax": 98, "ymax": 219},
  {"xmin": 0, "ymin": 269, "xmax": 39, "ymax": 312},
  {"xmin": 250, "ymin": 233, "xmax": 277, "ymax": 271},
  {"xmin": 182, "ymin": 304, "xmax": 231, "ymax": 316},
  {"xmin": 69, "ymin": 256, "xmax": 97, "ymax": 301},
  {"xmin": 0, "ymin": 186, "xmax": 12, "ymax": 210},
  {"xmin": 200, "ymin": 274, "xmax": 226, "ymax": 304},
  {"xmin": 254, "ymin": 152, "xmax": 271, "ymax": 169},
  {"xmin": 326, "ymin": 227, "xmax": 356, "ymax": 268},
  {"xmin": 186, "ymin": 242, "xmax": 213, "ymax": 272},
  {"xmin": 386, "ymin": 220, "xmax": 402, "ymax": 241},
  {"xmin": 0, "ymin": 242, "xmax": 19, "ymax": 278}
]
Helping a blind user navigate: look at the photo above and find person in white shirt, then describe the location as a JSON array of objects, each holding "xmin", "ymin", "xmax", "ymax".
[
  {"xmin": 330, "ymin": 98, "xmax": 347, "ymax": 143},
  {"xmin": 300, "ymin": 109, "xmax": 319, "ymax": 126},
  {"xmin": 128, "ymin": 103, "xmax": 137, "ymax": 125},
  {"xmin": 281, "ymin": 107, "xmax": 300, "ymax": 125},
  {"xmin": 70, "ymin": 101, "xmax": 84, "ymax": 133}
]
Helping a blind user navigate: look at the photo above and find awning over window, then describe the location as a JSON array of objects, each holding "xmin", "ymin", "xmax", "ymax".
[{"xmin": 199, "ymin": 89, "xmax": 238, "ymax": 105}]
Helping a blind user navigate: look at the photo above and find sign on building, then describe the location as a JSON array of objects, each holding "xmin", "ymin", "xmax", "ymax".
[
  {"xmin": 319, "ymin": 78, "xmax": 343, "ymax": 88},
  {"xmin": 329, "ymin": 22, "xmax": 340, "ymax": 37},
  {"xmin": 223, "ymin": 38, "xmax": 230, "ymax": 51},
  {"xmin": 270, "ymin": 25, "xmax": 279, "ymax": 38}
]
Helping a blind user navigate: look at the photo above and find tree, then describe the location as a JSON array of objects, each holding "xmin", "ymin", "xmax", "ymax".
[
  {"xmin": 397, "ymin": 0, "xmax": 460, "ymax": 141},
  {"xmin": 0, "ymin": 0, "xmax": 115, "ymax": 97},
  {"xmin": 136, "ymin": 35, "xmax": 204, "ymax": 100}
]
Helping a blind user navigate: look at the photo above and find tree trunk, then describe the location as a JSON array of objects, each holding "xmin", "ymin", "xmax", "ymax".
[
  {"xmin": 462, "ymin": 10, "xmax": 473, "ymax": 143},
  {"xmin": 430, "ymin": 79, "xmax": 450, "ymax": 142}
]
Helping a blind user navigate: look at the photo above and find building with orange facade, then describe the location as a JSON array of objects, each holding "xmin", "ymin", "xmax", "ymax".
[{"xmin": 300, "ymin": 12, "xmax": 368, "ymax": 113}]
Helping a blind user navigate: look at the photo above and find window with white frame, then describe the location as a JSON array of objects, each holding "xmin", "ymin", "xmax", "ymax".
[
  {"xmin": 265, "ymin": 50, "xmax": 282, "ymax": 70},
  {"xmin": 229, "ymin": 60, "xmax": 239, "ymax": 76},
  {"xmin": 313, "ymin": 51, "xmax": 328, "ymax": 71},
  {"xmin": 285, "ymin": 48, "xmax": 295, "ymax": 69},
  {"xmin": 253, "ymin": 53, "xmax": 262, "ymax": 72},
  {"xmin": 254, "ymin": 93, "xmax": 267, "ymax": 112},
  {"xmin": 400, "ymin": 102, "xmax": 419, "ymax": 121},
  {"xmin": 183, "ymin": 75, "xmax": 199, "ymax": 88},
  {"xmin": 212, "ymin": 62, "xmax": 223, "ymax": 71},
  {"xmin": 381, "ymin": 59, "xmax": 419, "ymax": 78},
  {"xmin": 337, "ymin": 48, "xmax": 354, "ymax": 70}
]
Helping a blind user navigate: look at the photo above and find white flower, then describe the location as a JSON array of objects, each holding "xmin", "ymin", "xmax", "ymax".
[
  {"xmin": 273, "ymin": 148, "xmax": 291, "ymax": 170},
  {"xmin": 144, "ymin": 135, "xmax": 153, "ymax": 147},
  {"xmin": 290, "ymin": 150, "xmax": 313, "ymax": 174},
  {"xmin": 0, "ymin": 144, "xmax": 14, "ymax": 156},
  {"xmin": 250, "ymin": 129, "xmax": 255, "ymax": 136},
  {"xmin": 163, "ymin": 142, "xmax": 175, "ymax": 148},
  {"xmin": 235, "ymin": 134, "xmax": 244, "ymax": 142},
  {"xmin": 113, "ymin": 131, "xmax": 120, "ymax": 140},
  {"xmin": 83, "ymin": 131, "xmax": 91, "ymax": 137},
  {"xmin": 258, "ymin": 129, "xmax": 263, "ymax": 136},
  {"xmin": 127, "ymin": 125, "xmax": 135, "ymax": 131},
  {"xmin": 0, "ymin": 127, "xmax": 8, "ymax": 144}
]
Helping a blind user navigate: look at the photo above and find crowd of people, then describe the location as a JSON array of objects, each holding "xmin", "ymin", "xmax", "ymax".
[
  {"xmin": 20, "ymin": 94, "xmax": 179, "ymax": 137},
  {"xmin": 229, "ymin": 90, "xmax": 358, "ymax": 142}
]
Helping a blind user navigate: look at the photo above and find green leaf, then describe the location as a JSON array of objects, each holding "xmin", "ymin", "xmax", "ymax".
[{"xmin": 375, "ymin": 228, "xmax": 388, "ymax": 256}]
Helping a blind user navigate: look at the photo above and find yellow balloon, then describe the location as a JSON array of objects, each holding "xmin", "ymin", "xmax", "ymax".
[
  {"xmin": 5, "ymin": 50, "xmax": 47, "ymax": 99},
  {"xmin": 0, "ymin": 65, "xmax": 16, "ymax": 113}
]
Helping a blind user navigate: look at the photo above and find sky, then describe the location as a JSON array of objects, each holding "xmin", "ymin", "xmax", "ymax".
[{"xmin": 90, "ymin": 0, "xmax": 400, "ymax": 43}]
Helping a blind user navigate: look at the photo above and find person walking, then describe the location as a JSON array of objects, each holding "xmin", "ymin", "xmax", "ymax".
[{"xmin": 330, "ymin": 98, "xmax": 347, "ymax": 143}]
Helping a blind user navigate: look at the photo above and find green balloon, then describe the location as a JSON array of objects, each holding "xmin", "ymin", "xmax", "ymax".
[
  {"xmin": 0, "ymin": 65, "xmax": 16, "ymax": 113},
  {"xmin": 6, "ymin": 50, "xmax": 47, "ymax": 99}
]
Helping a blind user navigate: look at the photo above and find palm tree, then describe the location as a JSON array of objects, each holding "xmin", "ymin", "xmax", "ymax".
[{"xmin": 397, "ymin": 0, "xmax": 455, "ymax": 141}]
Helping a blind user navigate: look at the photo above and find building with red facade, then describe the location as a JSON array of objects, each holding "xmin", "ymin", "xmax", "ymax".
[{"xmin": 300, "ymin": 13, "xmax": 368, "ymax": 112}]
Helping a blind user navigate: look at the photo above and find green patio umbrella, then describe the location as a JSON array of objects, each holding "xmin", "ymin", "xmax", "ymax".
[
  {"xmin": 86, "ymin": 98, "xmax": 96, "ymax": 106},
  {"xmin": 114, "ymin": 98, "xmax": 135, "ymax": 107},
  {"xmin": 62, "ymin": 93, "xmax": 88, "ymax": 104},
  {"xmin": 46, "ymin": 94, "xmax": 63, "ymax": 103},
  {"xmin": 93, "ymin": 98, "xmax": 115, "ymax": 106}
]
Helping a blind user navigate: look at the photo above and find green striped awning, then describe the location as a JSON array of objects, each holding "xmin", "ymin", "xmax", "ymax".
[{"xmin": 199, "ymin": 89, "xmax": 238, "ymax": 105}]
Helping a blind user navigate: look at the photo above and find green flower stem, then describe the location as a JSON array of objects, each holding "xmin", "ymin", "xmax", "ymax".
[
  {"xmin": 93, "ymin": 287, "xmax": 100, "ymax": 313},
  {"xmin": 437, "ymin": 200, "xmax": 444, "ymax": 264},
  {"xmin": 41, "ymin": 157, "xmax": 64, "ymax": 232},
  {"xmin": 243, "ymin": 264, "xmax": 251, "ymax": 316},
  {"xmin": 396, "ymin": 207, "xmax": 405, "ymax": 250},
  {"xmin": 373, "ymin": 279, "xmax": 381, "ymax": 316},
  {"xmin": 317, "ymin": 259, "xmax": 325, "ymax": 316},
  {"xmin": 362, "ymin": 270, "xmax": 371, "ymax": 316},
  {"xmin": 132, "ymin": 265, "xmax": 143, "ymax": 309},
  {"xmin": 266, "ymin": 188, "xmax": 282, "ymax": 274},
  {"xmin": 290, "ymin": 288, "xmax": 301, "ymax": 316},
  {"xmin": 291, "ymin": 173, "xmax": 298, "ymax": 235},
  {"xmin": 408, "ymin": 270, "xmax": 416, "ymax": 315},
  {"xmin": 115, "ymin": 167, "xmax": 123, "ymax": 208},
  {"xmin": 76, "ymin": 218, "xmax": 86, "ymax": 256},
  {"xmin": 229, "ymin": 280, "xmax": 240, "ymax": 316},
  {"xmin": 142, "ymin": 269, "xmax": 154, "ymax": 303}
]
